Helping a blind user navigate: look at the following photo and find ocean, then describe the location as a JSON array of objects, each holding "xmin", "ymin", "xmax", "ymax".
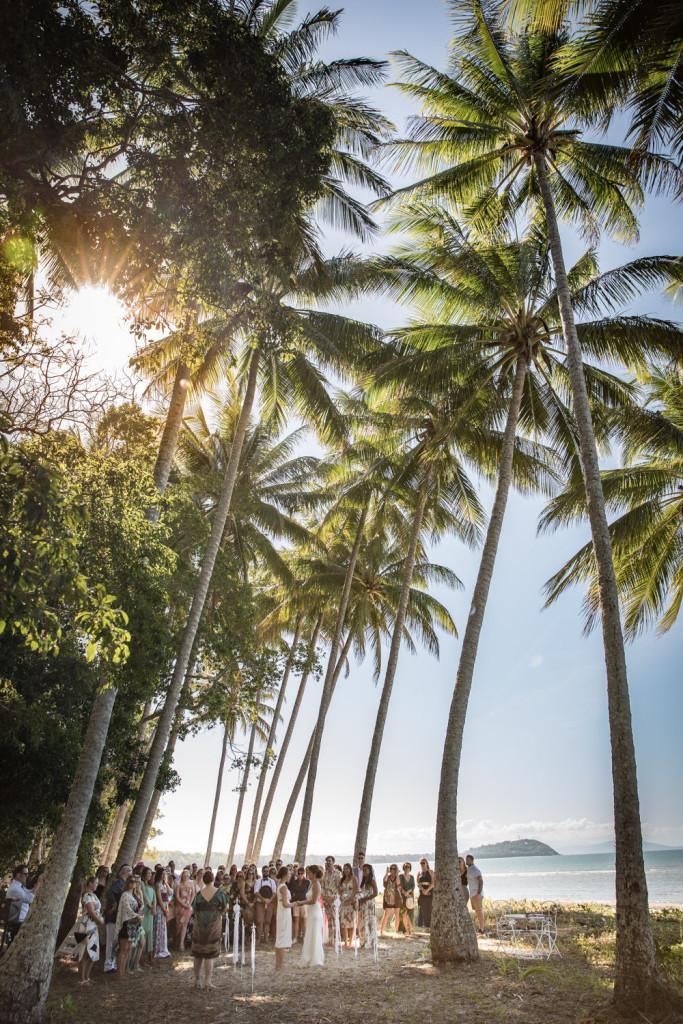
[{"xmin": 367, "ymin": 850, "xmax": 683, "ymax": 906}]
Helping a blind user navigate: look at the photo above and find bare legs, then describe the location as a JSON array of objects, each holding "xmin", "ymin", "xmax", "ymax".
[
  {"xmin": 380, "ymin": 908, "xmax": 401, "ymax": 936},
  {"xmin": 78, "ymin": 955, "xmax": 94, "ymax": 985},
  {"xmin": 116, "ymin": 939, "xmax": 132, "ymax": 978},
  {"xmin": 193, "ymin": 956, "xmax": 216, "ymax": 990},
  {"xmin": 402, "ymin": 910, "xmax": 412, "ymax": 936},
  {"xmin": 177, "ymin": 916, "xmax": 188, "ymax": 951}
]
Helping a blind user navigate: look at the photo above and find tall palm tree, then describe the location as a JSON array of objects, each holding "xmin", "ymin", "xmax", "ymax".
[
  {"xmin": 363, "ymin": 207, "xmax": 674, "ymax": 964},
  {"xmin": 541, "ymin": 364, "xmax": 683, "ymax": 638},
  {"xmin": 386, "ymin": 6, "xmax": 682, "ymax": 999},
  {"xmin": 351, "ymin": 386, "xmax": 488, "ymax": 863},
  {"xmin": 115, "ymin": 274, "xmax": 381, "ymax": 867},
  {"xmin": 294, "ymin": 509, "xmax": 461, "ymax": 863}
]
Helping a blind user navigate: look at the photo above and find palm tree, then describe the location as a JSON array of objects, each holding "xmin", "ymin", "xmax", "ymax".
[
  {"xmin": 251, "ymin": 609, "xmax": 325, "ymax": 862},
  {"xmin": 386, "ymin": 6, "xmax": 682, "ymax": 999},
  {"xmin": 131, "ymin": 0, "xmax": 392, "ymax": 504},
  {"xmin": 362, "ymin": 207, "xmax": 675, "ymax": 963},
  {"xmin": 351, "ymin": 386, "xmax": 488, "ymax": 863},
  {"xmin": 294, "ymin": 506, "xmax": 461, "ymax": 863},
  {"xmin": 541, "ymin": 364, "xmax": 683, "ymax": 638},
  {"xmin": 115, "ymin": 274, "xmax": 381, "ymax": 867}
]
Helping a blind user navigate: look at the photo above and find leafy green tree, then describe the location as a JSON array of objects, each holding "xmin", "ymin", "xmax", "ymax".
[{"xmin": 0, "ymin": 432, "xmax": 175, "ymax": 1024}]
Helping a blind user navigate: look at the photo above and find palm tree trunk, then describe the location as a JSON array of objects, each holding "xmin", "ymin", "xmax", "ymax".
[
  {"xmin": 103, "ymin": 699, "xmax": 154, "ymax": 866},
  {"xmin": 252, "ymin": 612, "xmax": 323, "ymax": 863},
  {"xmin": 152, "ymin": 359, "xmax": 190, "ymax": 498},
  {"xmin": 294, "ymin": 503, "xmax": 368, "ymax": 863},
  {"xmin": 227, "ymin": 697, "xmax": 260, "ymax": 867},
  {"xmin": 354, "ymin": 469, "xmax": 431, "ymax": 862},
  {"xmin": 133, "ymin": 714, "xmax": 183, "ymax": 865},
  {"xmin": 116, "ymin": 348, "xmax": 261, "ymax": 867},
  {"xmin": 205, "ymin": 723, "xmax": 230, "ymax": 867},
  {"xmin": 103, "ymin": 801, "xmax": 128, "ymax": 867},
  {"xmin": 432, "ymin": 354, "xmax": 528, "ymax": 965},
  {"xmin": 275, "ymin": 630, "xmax": 353, "ymax": 861},
  {"xmin": 0, "ymin": 683, "xmax": 118, "ymax": 1024},
  {"xmin": 534, "ymin": 153, "xmax": 661, "ymax": 1010},
  {"xmin": 244, "ymin": 616, "xmax": 302, "ymax": 861}
]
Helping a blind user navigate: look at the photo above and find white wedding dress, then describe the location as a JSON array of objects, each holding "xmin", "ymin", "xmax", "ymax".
[
  {"xmin": 301, "ymin": 893, "xmax": 324, "ymax": 966},
  {"xmin": 275, "ymin": 883, "xmax": 292, "ymax": 949}
]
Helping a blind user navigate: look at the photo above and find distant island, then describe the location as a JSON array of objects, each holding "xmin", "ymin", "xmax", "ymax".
[{"xmin": 466, "ymin": 838, "xmax": 560, "ymax": 858}]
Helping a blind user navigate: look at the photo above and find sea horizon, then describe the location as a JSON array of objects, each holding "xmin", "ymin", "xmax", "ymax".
[{"xmin": 152, "ymin": 848, "xmax": 683, "ymax": 907}]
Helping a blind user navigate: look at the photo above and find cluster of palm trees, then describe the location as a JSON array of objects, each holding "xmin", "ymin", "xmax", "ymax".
[{"xmin": 2, "ymin": 0, "xmax": 682, "ymax": 1020}]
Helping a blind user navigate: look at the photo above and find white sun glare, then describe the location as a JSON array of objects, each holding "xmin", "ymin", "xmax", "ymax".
[{"xmin": 55, "ymin": 284, "xmax": 135, "ymax": 374}]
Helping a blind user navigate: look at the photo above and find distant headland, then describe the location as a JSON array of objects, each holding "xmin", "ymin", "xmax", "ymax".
[{"xmin": 465, "ymin": 838, "xmax": 560, "ymax": 858}]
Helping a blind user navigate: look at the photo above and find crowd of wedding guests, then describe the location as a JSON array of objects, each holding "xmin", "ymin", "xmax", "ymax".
[{"xmin": 58, "ymin": 851, "xmax": 485, "ymax": 988}]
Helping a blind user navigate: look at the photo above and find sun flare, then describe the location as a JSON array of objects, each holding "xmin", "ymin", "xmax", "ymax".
[{"xmin": 56, "ymin": 284, "xmax": 134, "ymax": 373}]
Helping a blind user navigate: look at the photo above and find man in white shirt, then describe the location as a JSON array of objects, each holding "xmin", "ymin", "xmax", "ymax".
[
  {"xmin": 6, "ymin": 865, "xmax": 35, "ymax": 926},
  {"xmin": 465, "ymin": 855, "xmax": 485, "ymax": 933},
  {"xmin": 254, "ymin": 866, "xmax": 275, "ymax": 943}
]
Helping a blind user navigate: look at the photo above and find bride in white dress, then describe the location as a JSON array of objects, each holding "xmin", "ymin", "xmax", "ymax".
[
  {"xmin": 275, "ymin": 868, "xmax": 293, "ymax": 971},
  {"xmin": 299, "ymin": 866, "xmax": 324, "ymax": 967}
]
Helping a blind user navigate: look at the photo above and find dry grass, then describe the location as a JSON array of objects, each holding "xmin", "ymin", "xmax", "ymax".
[{"xmin": 45, "ymin": 906, "xmax": 683, "ymax": 1024}]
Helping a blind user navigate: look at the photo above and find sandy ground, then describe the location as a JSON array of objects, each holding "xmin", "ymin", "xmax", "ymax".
[{"xmin": 45, "ymin": 925, "xmax": 642, "ymax": 1024}]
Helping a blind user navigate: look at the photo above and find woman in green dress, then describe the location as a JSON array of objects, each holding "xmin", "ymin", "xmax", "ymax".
[
  {"xmin": 140, "ymin": 866, "xmax": 156, "ymax": 965},
  {"xmin": 191, "ymin": 868, "xmax": 228, "ymax": 990},
  {"xmin": 398, "ymin": 862, "xmax": 416, "ymax": 936}
]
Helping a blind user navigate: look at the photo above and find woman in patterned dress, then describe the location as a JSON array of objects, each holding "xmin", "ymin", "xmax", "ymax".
[
  {"xmin": 191, "ymin": 869, "xmax": 228, "ymax": 990},
  {"xmin": 115, "ymin": 876, "xmax": 143, "ymax": 979},
  {"xmin": 153, "ymin": 867, "xmax": 171, "ymax": 958},
  {"xmin": 174, "ymin": 869, "xmax": 195, "ymax": 951},
  {"xmin": 239, "ymin": 866, "xmax": 257, "ymax": 929},
  {"xmin": 140, "ymin": 867, "xmax": 156, "ymax": 964},
  {"xmin": 337, "ymin": 863, "xmax": 358, "ymax": 949},
  {"xmin": 357, "ymin": 864, "xmax": 378, "ymax": 949},
  {"xmin": 75, "ymin": 876, "xmax": 104, "ymax": 985},
  {"xmin": 320, "ymin": 856, "xmax": 341, "ymax": 945},
  {"xmin": 380, "ymin": 864, "xmax": 401, "ymax": 936},
  {"xmin": 398, "ymin": 862, "xmax": 416, "ymax": 936}
]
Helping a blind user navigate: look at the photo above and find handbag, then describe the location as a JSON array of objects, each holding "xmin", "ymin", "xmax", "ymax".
[{"xmin": 405, "ymin": 896, "xmax": 415, "ymax": 911}]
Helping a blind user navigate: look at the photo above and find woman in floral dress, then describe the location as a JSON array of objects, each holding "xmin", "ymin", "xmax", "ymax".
[
  {"xmin": 320, "ymin": 856, "xmax": 341, "ymax": 945},
  {"xmin": 337, "ymin": 863, "xmax": 358, "ymax": 949},
  {"xmin": 239, "ymin": 866, "xmax": 257, "ymax": 929},
  {"xmin": 75, "ymin": 876, "xmax": 104, "ymax": 985},
  {"xmin": 153, "ymin": 867, "xmax": 171, "ymax": 958},
  {"xmin": 174, "ymin": 869, "xmax": 194, "ymax": 951},
  {"xmin": 357, "ymin": 864, "xmax": 378, "ymax": 949}
]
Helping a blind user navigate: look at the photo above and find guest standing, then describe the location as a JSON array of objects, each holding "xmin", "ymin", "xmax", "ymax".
[
  {"xmin": 254, "ymin": 865, "xmax": 275, "ymax": 944},
  {"xmin": 380, "ymin": 865, "xmax": 401, "ymax": 936},
  {"xmin": 338, "ymin": 864, "xmax": 358, "ymax": 949},
  {"xmin": 175, "ymin": 869, "xmax": 195, "ymax": 951},
  {"xmin": 115, "ymin": 876, "xmax": 143, "ymax": 980},
  {"xmin": 274, "ymin": 867, "xmax": 293, "ymax": 971},
  {"xmin": 104, "ymin": 864, "xmax": 131, "ymax": 972},
  {"xmin": 459, "ymin": 857, "xmax": 470, "ymax": 905},
  {"xmin": 320, "ymin": 856, "xmax": 341, "ymax": 945},
  {"xmin": 140, "ymin": 867, "xmax": 156, "ymax": 964},
  {"xmin": 240, "ymin": 866, "xmax": 257, "ymax": 929},
  {"xmin": 357, "ymin": 864, "xmax": 378, "ymax": 948},
  {"xmin": 288, "ymin": 866, "xmax": 309, "ymax": 943},
  {"xmin": 399, "ymin": 862, "xmax": 415, "ymax": 936},
  {"xmin": 74, "ymin": 876, "xmax": 103, "ymax": 986},
  {"xmin": 153, "ymin": 867, "xmax": 171, "ymax": 958},
  {"xmin": 417, "ymin": 859, "xmax": 434, "ymax": 930},
  {"xmin": 191, "ymin": 869, "xmax": 228, "ymax": 990},
  {"xmin": 465, "ymin": 855, "xmax": 484, "ymax": 933}
]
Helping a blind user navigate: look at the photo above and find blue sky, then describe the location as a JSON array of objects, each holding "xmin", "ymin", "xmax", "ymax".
[{"xmin": 151, "ymin": 0, "xmax": 683, "ymax": 858}]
